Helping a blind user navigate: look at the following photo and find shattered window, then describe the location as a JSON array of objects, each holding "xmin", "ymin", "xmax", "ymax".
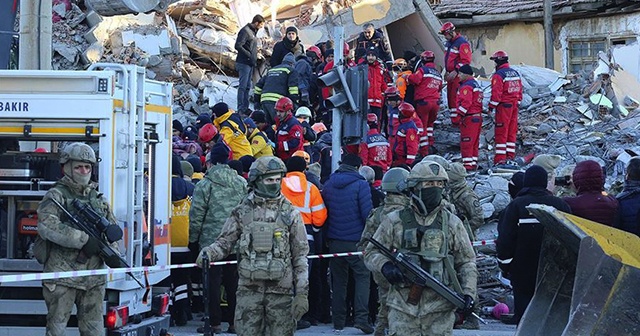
[{"xmin": 569, "ymin": 40, "xmax": 606, "ymax": 73}]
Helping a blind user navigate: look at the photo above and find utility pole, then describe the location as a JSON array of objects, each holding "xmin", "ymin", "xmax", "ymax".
[
  {"xmin": 19, "ymin": 0, "xmax": 51, "ymax": 70},
  {"xmin": 331, "ymin": 26, "xmax": 344, "ymax": 173},
  {"xmin": 543, "ymin": 0, "xmax": 554, "ymax": 69}
]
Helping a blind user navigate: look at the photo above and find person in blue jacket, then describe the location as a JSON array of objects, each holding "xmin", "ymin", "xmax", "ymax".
[{"xmin": 321, "ymin": 154, "xmax": 374, "ymax": 334}]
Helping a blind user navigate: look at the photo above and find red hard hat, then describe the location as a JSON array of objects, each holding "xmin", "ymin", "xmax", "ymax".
[
  {"xmin": 275, "ymin": 97, "xmax": 294, "ymax": 112},
  {"xmin": 307, "ymin": 45, "xmax": 322, "ymax": 59},
  {"xmin": 367, "ymin": 113, "xmax": 378, "ymax": 124},
  {"xmin": 490, "ymin": 50, "xmax": 509, "ymax": 61},
  {"xmin": 421, "ymin": 50, "xmax": 435, "ymax": 60},
  {"xmin": 384, "ymin": 87, "xmax": 400, "ymax": 97},
  {"xmin": 398, "ymin": 102, "xmax": 415, "ymax": 119},
  {"xmin": 439, "ymin": 22, "xmax": 455, "ymax": 34},
  {"xmin": 198, "ymin": 123, "xmax": 218, "ymax": 142},
  {"xmin": 34, "ymin": 147, "xmax": 48, "ymax": 153},
  {"xmin": 343, "ymin": 42, "xmax": 350, "ymax": 56}
]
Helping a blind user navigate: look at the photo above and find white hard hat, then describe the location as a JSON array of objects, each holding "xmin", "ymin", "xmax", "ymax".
[{"xmin": 295, "ymin": 106, "xmax": 312, "ymax": 118}]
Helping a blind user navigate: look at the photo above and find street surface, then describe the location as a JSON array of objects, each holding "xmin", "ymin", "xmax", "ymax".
[{"xmin": 169, "ymin": 314, "xmax": 517, "ymax": 336}]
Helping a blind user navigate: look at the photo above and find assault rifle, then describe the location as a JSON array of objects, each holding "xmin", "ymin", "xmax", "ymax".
[
  {"xmin": 367, "ymin": 237, "xmax": 485, "ymax": 323},
  {"xmin": 51, "ymin": 198, "xmax": 144, "ymax": 288}
]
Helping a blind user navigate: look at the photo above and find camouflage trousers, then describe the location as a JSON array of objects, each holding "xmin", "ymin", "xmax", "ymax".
[
  {"xmin": 43, "ymin": 283, "xmax": 105, "ymax": 336},
  {"xmin": 234, "ymin": 288, "xmax": 295, "ymax": 336},
  {"xmin": 374, "ymin": 284, "xmax": 389, "ymax": 336},
  {"xmin": 387, "ymin": 307, "xmax": 455, "ymax": 336}
]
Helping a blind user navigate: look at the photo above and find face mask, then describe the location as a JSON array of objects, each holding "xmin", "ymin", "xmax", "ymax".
[
  {"xmin": 413, "ymin": 187, "xmax": 442, "ymax": 213},
  {"xmin": 254, "ymin": 179, "xmax": 281, "ymax": 198},
  {"xmin": 64, "ymin": 161, "xmax": 92, "ymax": 186}
]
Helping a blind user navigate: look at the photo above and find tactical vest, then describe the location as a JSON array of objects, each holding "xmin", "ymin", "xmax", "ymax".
[
  {"xmin": 398, "ymin": 207, "xmax": 463, "ymax": 293},
  {"xmin": 236, "ymin": 201, "xmax": 292, "ymax": 281}
]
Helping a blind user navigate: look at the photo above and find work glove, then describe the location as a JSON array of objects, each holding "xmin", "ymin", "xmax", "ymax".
[
  {"xmin": 293, "ymin": 294, "xmax": 309, "ymax": 321},
  {"xmin": 381, "ymin": 261, "xmax": 404, "ymax": 285},
  {"xmin": 196, "ymin": 246, "xmax": 217, "ymax": 268},
  {"xmin": 81, "ymin": 237, "xmax": 101, "ymax": 257},
  {"xmin": 103, "ymin": 254, "xmax": 124, "ymax": 268},
  {"xmin": 462, "ymin": 294, "xmax": 475, "ymax": 317}
]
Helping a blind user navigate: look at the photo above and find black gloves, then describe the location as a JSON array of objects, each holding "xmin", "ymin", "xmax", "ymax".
[
  {"xmin": 381, "ymin": 261, "xmax": 404, "ymax": 285},
  {"xmin": 462, "ymin": 295, "xmax": 475, "ymax": 317},
  {"xmin": 82, "ymin": 237, "xmax": 101, "ymax": 257},
  {"xmin": 103, "ymin": 254, "xmax": 123, "ymax": 268}
]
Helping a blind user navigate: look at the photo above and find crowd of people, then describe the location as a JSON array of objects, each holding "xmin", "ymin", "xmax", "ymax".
[{"xmin": 163, "ymin": 15, "xmax": 640, "ymax": 336}]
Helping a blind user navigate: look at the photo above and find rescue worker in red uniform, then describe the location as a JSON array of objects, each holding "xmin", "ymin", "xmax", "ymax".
[
  {"xmin": 406, "ymin": 50, "xmax": 443, "ymax": 154},
  {"xmin": 274, "ymin": 97, "xmax": 305, "ymax": 161},
  {"xmin": 391, "ymin": 102, "xmax": 419, "ymax": 166},
  {"xmin": 488, "ymin": 50, "xmax": 523, "ymax": 165},
  {"xmin": 453, "ymin": 65, "xmax": 483, "ymax": 171},
  {"xmin": 360, "ymin": 47, "xmax": 388, "ymax": 123},
  {"xmin": 440, "ymin": 22, "xmax": 472, "ymax": 120},
  {"xmin": 359, "ymin": 113, "xmax": 392, "ymax": 171}
]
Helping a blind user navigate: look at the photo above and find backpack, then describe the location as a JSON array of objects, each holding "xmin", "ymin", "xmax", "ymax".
[{"xmin": 171, "ymin": 196, "xmax": 192, "ymax": 247}]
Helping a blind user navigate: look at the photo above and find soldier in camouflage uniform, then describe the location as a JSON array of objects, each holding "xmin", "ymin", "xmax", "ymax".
[
  {"xmin": 189, "ymin": 142, "xmax": 248, "ymax": 333},
  {"xmin": 364, "ymin": 161, "xmax": 478, "ymax": 336},
  {"xmin": 36, "ymin": 143, "xmax": 120, "ymax": 336},
  {"xmin": 358, "ymin": 167, "xmax": 410, "ymax": 336},
  {"xmin": 197, "ymin": 156, "xmax": 309, "ymax": 336},
  {"xmin": 447, "ymin": 163, "xmax": 484, "ymax": 241}
]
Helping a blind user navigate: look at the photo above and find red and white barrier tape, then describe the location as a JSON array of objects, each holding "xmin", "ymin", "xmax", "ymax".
[
  {"xmin": 472, "ymin": 239, "xmax": 496, "ymax": 247},
  {"xmin": 0, "ymin": 251, "xmax": 364, "ymax": 284}
]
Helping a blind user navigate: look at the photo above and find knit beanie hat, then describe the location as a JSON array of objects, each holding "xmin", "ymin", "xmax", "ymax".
[
  {"xmin": 186, "ymin": 154, "xmax": 203, "ymax": 173},
  {"xmin": 448, "ymin": 162, "xmax": 467, "ymax": 182},
  {"xmin": 532, "ymin": 154, "xmax": 563, "ymax": 175},
  {"xmin": 459, "ymin": 64, "xmax": 473, "ymax": 75},
  {"xmin": 184, "ymin": 125, "xmax": 197, "ymax": 134},
  {"xmin": 341, "ymin": 153, "xmax": 362, "ymax": 168},
  {"xmin": 212, "ymin": 102, "xmax": 229, "ymax": 118},
  {"xmin": 172, "ymin": 119, "xmax": 184, "ymax": 133},
  {"xmin": 183, "ymin": 130, "xmax": 198, "ymax": 141},
  {"xmin": 209, "ymin": 142, "xmax": 230, "ymax": 165},
  {"xmin": 171, "ymin": 154, "xmax": 183, "ymax": 177},
  {"xmin": 286, "ymin": 156, "xmax": 307, "ymax": 173},
  {"xmin": 523, "ymin": 165, "xmax": 548, "ymax": 188},
  {"xmin": 251, "ymin": 110, "xmax": 267, "ymax": 124},
  {"xmin": 325, "ymin": 49, "xmax": 334, "ymax": 57},
  {"xmin": 286, "ymin": 26, "xmax": 298, "ymax": 35},
  {"xmin": 365, "ymin": 47, "xmax": 378, "ymax": 57},
  {"xmin": 180, "ymin": 160, "xmax": 194, "ymax": 178},
  {"xmin": 244, "ymin": 117, "xmax": 257, "ymax": 129},
  {"xmin": 195, "ymin": 113, "xmax": 212, "ymax": 128},
  {"xmin": 239, "ymin": 155, "xmax": 256, "ymax": 173},
  {"xmin": 572, "ymin": 160, "xmax": 604, "ymax": 193},
  {"xmin": 508, "ymin": 172, "xmax": 525, "ymax": 199},
  {"xmin": 228, "ymin": 160, "xmax": 244, "ymax": 176}
]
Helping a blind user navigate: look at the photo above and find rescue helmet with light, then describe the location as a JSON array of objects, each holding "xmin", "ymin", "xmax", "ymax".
[
  {"xmin": 490, "ymin": 50, "xmax": 509, "ymax": 62},
  {"xmin": 439, "ymin": 22, "xmax": 455, "ymax": 35}
]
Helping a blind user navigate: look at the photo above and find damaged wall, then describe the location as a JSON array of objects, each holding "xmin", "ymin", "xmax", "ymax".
[
  {"xmin": 558, "ymin": 12, "xmax": 640, "ymax": 81},
  {"xmin": 460, "ymin": 22, "xmax": 562, "ymax": 76},
  {"xmin": 386, "ymin": 13, "xmax": 445, "ymax": 64}
]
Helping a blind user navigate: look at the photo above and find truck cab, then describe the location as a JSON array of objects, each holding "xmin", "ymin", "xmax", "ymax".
[{"xmin": 0, "ymin": 64, "xmax": 173, "ymax": 335}]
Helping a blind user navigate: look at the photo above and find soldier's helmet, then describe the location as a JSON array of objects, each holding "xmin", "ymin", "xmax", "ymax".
[
  {"xmin": 381, "ymin": 167, "xmax": 410, "ymax": 193},
  {"xmin": 248, "ymin": 156, "xmax": 286, "ymax": 185},
  {"xmin": 447, "ymin": 162, "xmax": 468, "ymax": 182},
  {"xmin": 421, "ymin": 155, "xmax": 451, "ymax": 171},
  {"xmin": 406, "ymin": 161, "xmax": 449, "ymax": 188},
  {"xmin": 59, "ymin": 143, "xmax": 96, "ymax": 165}
]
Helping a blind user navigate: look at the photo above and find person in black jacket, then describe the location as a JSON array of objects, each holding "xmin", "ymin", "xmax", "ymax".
[
  {"xmin": 234, "ymin": 15, "xmax": 265, "ymax": 115},
  {"xmin": 270, "ymin": 27, "xmax": 305, "ymax": 68},
  {"xmin": 355, "ymin": 23, "xmax": 392, "ymax": 67},
  {"xmin": 496, "ymin": 165, "xmax": 571, "ymax": 325}
]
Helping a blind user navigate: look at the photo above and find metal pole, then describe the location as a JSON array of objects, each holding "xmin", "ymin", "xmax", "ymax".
[
  {"xmin": 543, "ymin": 0, "xmax": 554, "ymax": 69},
  {"xmin": 331, "ymin": 26, "xmax": 344, "ymax": 173}
]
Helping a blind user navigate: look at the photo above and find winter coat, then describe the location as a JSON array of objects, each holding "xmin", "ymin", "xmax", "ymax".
[
  {"xmin": 614, "ymin": 180, "xmax": 640, "ymax": 236},
  {"xmin": 214, "ymin": 111, "xmax": 253, "ymax": 160},
  {"xmin": 407, "ymin": 62, "xmax": 443, "ymax": 102},
  {"xmin": 489, "ymin": 62, "xmax": 523, "ymax": 108},
  {"xmin": 453, "ymin": 78, "xmax": 482, "ymax": 123},
  {"xmin": 322, "ymin": 165, "xmax": 373, "ymax": 241},
  {"xmin": 255, "ymin": 53, "xmax": 300, "ymax": 104},
  {"xmin": 359, "ymin": 58, "xmax": 387, "ymax": 108},
  {"xmin": 355, "ymin": 29, "xmax": 392, "ymax": 63},
  {"xmin": 271, "ymin": 37, "xmax": 304, "ymax": 68},
  {"xmin": 497, "ymin": 187, "xmax": 571, "ymax": 287},
  {"xmin": 248, "ymin": 128, "xmax": 273, "ymax": 158},
  {"xmin": 444, "ymin": 33, "xmax": 472, "ymax": 73},
  {"xmin": 294, "ymin": 55, "xmax": 314, "ymax": 100},
  {"xmin": 563, "ymin": 160, "xmax": 617, "ymax": 227},
  {"xmin": 359, "ymin": 128, "xmax": 392, "ymax": 171},
  {"xmin": 275, "ymin": 113, "xmax": 305, "ymax": 161},
  {"xmin": 188, "ymin": 164, "xmax": 248, "ymax": 247},
  {"xmin": 172, "ymin": 176, "xmax": 194, "ymax": 202},
  {"xmin": 235, "ymin": 23, "xmax": 259, "ymax": 66}
]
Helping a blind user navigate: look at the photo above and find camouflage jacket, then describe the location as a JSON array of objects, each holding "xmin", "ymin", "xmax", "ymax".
[
  {"xmin": 189, "ymin": 164, "xmax": 248, "ymax": 247},
  {"xmin": 357, "ymin": 194, "xmax": 410, "ymax": 251},
  {"xmin": 37, "ymin": 176, "xmax": 118, "ymax": 290},
  {"xmin": 364, "ymin": 203, "xmax": 477, "ymax": 317},
  {"xmin": 206, "ymin": 192, "xmax": 309, "ymax": 295},
  {"xmin": 449, "ymin": 181, "xmax": 484, "ymax": 233}
]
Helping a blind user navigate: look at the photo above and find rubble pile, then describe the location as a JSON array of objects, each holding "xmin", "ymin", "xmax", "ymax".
[{"xmin": 51, "ymin": 0, "xmax": 92, "ymax": 70}]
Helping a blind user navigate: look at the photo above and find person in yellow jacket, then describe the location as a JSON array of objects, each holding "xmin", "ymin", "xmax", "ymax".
[
  {"xmin": 281, "ymin": 155, "xmax": 327, "ymax": 327},
  {"xmin": 244, "ymin": 117, "xmax": 274, "ymax": 158},
  {"xmin": 212, "ymin": 102, "xmax": 253, "ymax": 159}
]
